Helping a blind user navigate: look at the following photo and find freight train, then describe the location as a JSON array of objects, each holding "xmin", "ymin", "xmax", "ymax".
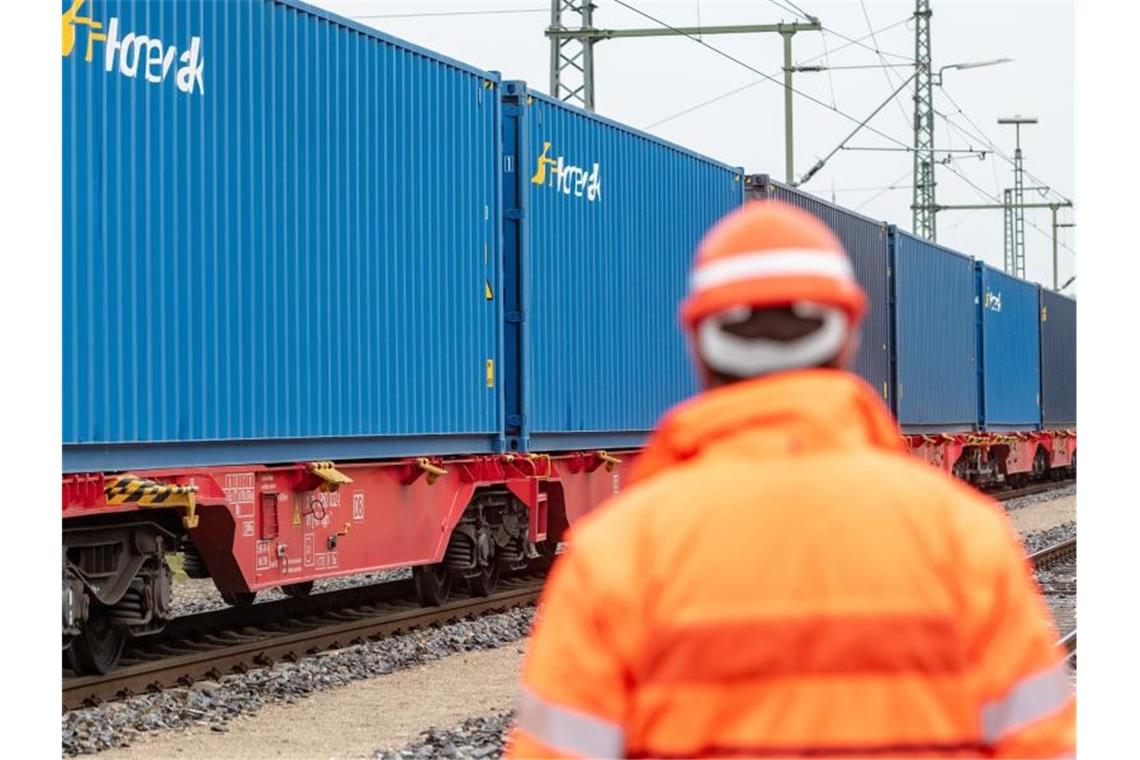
[{"xmin": 61, "ymin": 0, "xmax": 1075, "ymax": 674}]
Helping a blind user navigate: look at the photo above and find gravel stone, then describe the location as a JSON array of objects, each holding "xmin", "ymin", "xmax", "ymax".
[
  {"xmin": 1001, "ymin": 483, "xmax": 1075, "ymax": 511},
  {"xmin": 170, "ymin": 568, "xmax": 413, "ymax": 618},
  {"xmin": 1022, "ymin": 521, "xmax": 1077, "ymax": 555},
  {"xmin": 374, "ymin": 712, "xmax": 515, "ymax": 760},
  {"xmin": 62, "ymin": 606, "xmax": 534, "ymax": 756}
]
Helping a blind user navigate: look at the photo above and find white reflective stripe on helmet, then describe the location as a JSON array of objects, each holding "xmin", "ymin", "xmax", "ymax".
[
  {"xmin": 981, "ymin": 660, "xmax": 1073, "ymax": 745},
  {"xmin": 697, "ymin": 302, "xmax": 848, "ymax": 377},
  {"xmin": 690, "ymin": 248, "xmax": 853, "ymax": 293},
  {"xmin": 515, "ymin": 686, "xmax": 625, "ymax": 758}
]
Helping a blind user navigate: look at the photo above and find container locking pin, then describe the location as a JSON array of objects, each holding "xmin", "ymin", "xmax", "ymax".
[
  {"xmin": 305, "ymin": 461, "xmax": 352, "ymax": 492},
  {"xmin": 416, "ymin": 458, "xmax": 449, "ymax": 485},
  {"xmin": 596, "ymin": 450, "xmax": 622, "ymax": 472}
]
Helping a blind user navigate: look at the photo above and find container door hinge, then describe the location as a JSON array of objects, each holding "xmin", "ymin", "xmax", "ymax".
[
  {"xmin": 506, "ymin": 311, "xmax": 524, "ymax": 323},
  {"xmin": 504, "ymin": 208, "xmax": 524, "ymax": 220},
  {"xmin": 506, "ymin": 414, "xmax": 524, "ymax": 429}
]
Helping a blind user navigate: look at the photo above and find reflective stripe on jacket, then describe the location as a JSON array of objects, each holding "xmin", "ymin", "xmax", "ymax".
[{"xmin": 507, "ymin": 370, "xmax": 1074, "ymax": 758}]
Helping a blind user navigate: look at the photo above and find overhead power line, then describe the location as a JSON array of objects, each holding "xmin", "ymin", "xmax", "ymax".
[
  {"xmin": 643, "ymin": 14, "xmax": 912, "ymax": 129},
  {"xmin": 767, "ymin": 0, "xmax": 807, "ymax": 21},
  {"xmin": 855, "ymin": 168, "xmax": 913, "ymax": 211},
  {"xmin": 858, "ymin": 0, "xmax": 912, "ymax": 132},
  {"xmin": 784, "ymin": 1, "xmax": 815, "ymax": 21},
  {"xmin": 620, "ymin": 0, "xmax": 912, "ymax": 154},
  {"xmin": 938, "ymin": 85, "xmax": 1071, "ymax": 203},
  {"xmin": 940, "ymin": 161, "xmax": 1076, "ymax": 257},
  {"xmin": 353, "ymin": 8, "xmax": 547, "ymax": 20}
]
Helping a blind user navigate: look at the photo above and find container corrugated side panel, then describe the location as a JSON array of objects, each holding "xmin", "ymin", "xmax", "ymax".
[
  {"xmin": 517, "ymin": 88, "xmax": 743, "ymax": 450},
  {"xmin": 977, "ymin": 265, "xmax": 1042, "ymax": 430},
  {"xmin": 63, "ymin": 0, "xmax": 502, "ymax": 471},
  {"xmin": 890, "ymin": 231, "xmax": 978, "ymax": 432},
  {"xmin": 753, "ymin": 180, "xmax": 892, "ymax": 406},
  {"xmin": 1039, "ymin": 289, "xmax": 1076, "ymax": 427}
]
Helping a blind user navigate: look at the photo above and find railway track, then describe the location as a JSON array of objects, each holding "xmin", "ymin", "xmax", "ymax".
[
  {"xmin": 1029, "ymin": 536, "xmax": 1077, "ymax": 570},
  {"xmin": 1029, "ymin": 536, "xmax": 1077, "ymax": 663},
  {"xmin": 65, "ymin": 535, "xmax": 1079, "ymax": 713},
  {"xmin": 991, "ymin": 478, "xmax": 1075, "ymax": 502},
  {"xmin": 63, "ymin": 575, "xmax": 544, "ymax": 711}
]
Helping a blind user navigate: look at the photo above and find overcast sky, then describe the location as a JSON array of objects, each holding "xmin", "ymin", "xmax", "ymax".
[{"xmin": 312, "ymin": 0, "xmax": 1075, "ymax": 291}]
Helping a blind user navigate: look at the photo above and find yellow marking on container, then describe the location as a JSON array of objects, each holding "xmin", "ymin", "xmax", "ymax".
[
  {"xmin": 485, "ymin": 280, "xmax": 494, "ymax": 300},
  {"xmin": 486, "ymin": 359, "xmax": 495, "ymax": 388}
]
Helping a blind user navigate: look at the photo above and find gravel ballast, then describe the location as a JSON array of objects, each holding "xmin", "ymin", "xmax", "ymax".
[
  {"xmin": 375, "ymin": 711, "xmax": 515, "ymax": 760},
  {"xmin": 1022, "ymin": 520, "xmax": 1077, "ymax": 555},
  {"xmin": 171, "ymin": 568, "xmax": 413, "ymax": 617},
  {"xmin": 62, "ymin": 605, "xmax": 534, "ymax": 757},
  {"xmin": 1001, "ymin": 483, "xmax": 1075, "ymax": 511}
]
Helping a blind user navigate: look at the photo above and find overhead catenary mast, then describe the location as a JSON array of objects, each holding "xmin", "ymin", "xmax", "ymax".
[
  {"xmin": 911, "ymin": 0, "xmax": 936, "ymax": 240},
  {"xmin": 546, "ymin": 0, "xmax": 820, "ymax": 184}
]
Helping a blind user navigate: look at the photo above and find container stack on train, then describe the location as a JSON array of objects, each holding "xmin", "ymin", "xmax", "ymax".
[
  {"xmin": 61, "ymin": 0, "xmax": 1074, "ymax": 675},
  {"xmin": 61, "ymin": 0, "xmax": 742, "ymax": 674},
  {"xmin": 745, "ymin": 175, "xmax": 1076, "ymax": 485}
]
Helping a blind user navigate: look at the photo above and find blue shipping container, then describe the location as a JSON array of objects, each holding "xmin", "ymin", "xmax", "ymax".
[
  {"xmin": 890, "ymin": 231, "xmax": 978, "ymax": 432},
  {"xmin": 744, "ymin": 176, "xmax": 893, "ymax": 407},
  {"xmin": 63, "ymin": 0, "xmax": 503, "ymax": 471},
  {"xmin": 501, "ymin": 82, "xmax": 744, "ymax": 451},
  {"xmin": 976, "ymin": 264, "xmax": 1042, "ymax": 430},
  {"xmin": 1039, "ymin": 288, "xmax": 1077, "ymax": 427}
]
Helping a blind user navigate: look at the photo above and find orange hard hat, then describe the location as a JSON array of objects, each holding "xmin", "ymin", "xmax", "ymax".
[{"xmin": 680, "ymin": 200, "xmax": 868, "ymax": 330}]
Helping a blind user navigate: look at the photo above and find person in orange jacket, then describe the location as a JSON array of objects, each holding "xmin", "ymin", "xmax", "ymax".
[{"xmin": 507, "ymin": 200, "xmax": 1074, "ymax": 759}]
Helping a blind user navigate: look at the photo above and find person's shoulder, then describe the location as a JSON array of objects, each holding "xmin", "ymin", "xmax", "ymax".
[
  {"xmin": 867, "ymin": 450, "xmax": 1023, "ymax": 557},
  {"xmin": 566, "ymin": 464, "xmax": 705, "ymax": 553}
]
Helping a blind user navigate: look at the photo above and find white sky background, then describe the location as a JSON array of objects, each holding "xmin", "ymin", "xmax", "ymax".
[{"xmin": 311, "ymin": 0, "xmax": 1075, "ymax": 291}]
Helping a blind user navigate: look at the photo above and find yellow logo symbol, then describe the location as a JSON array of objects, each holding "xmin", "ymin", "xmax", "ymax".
[
  {"xmin": 529, "ymin": 140, "xmax": 602, "ymax": 202},
  {"xmin": 530, "ymin": 141, "xmax": 559, "ymax": 186},
  {"xmin": 62, "ymin": 0, "xmax": 106, "ymax": 62}
]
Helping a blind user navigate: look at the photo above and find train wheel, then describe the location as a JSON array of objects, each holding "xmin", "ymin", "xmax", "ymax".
[
  {"xmin": 469, "ymin": 561, "xmax": 501, "ymax": 597},
  {"xmin": 220, "ymin": 590, "xmax": 257, "ymax": 608},
  {"xmin": 413, "ymin": 563, "xmax": 451, "ymax": 606},
  {"xmin": 281, "ymin": 581, "xmax": 314, "ymax": 599},
  {"xmin": 66, "ymin": 605, "xmax": 125, "ymax": 675}
]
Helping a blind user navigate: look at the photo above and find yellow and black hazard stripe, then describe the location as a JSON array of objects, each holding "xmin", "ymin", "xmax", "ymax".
[{"xmin": 104, "ymin": 475, "xmax": 200, "ymax": 528}]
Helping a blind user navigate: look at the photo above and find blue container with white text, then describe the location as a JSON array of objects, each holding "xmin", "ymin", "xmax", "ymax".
[
  {"xmin": 976, "ymin": 264, "xmax": 1042, "ymax": 430},
  {"xmin": 63, "ymin": 0, "xmax": 503, "ymax": 471},
  {"xmin": 500, "ymin": 82, "xmax": 744, "ymax": 452}
]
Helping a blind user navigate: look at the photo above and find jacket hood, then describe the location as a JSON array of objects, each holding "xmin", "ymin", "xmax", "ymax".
[{"xmin": 631, "ymin": 369, "xmax": 904, "ymax": 484}]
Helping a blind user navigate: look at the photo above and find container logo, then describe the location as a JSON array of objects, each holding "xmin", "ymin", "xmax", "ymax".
[
  {"xmin": 530, "ymin": 141, "xmax": 601, "ymax": 202},
  {"xmin": 62, "ymin": 0, "xmax": 205, "ymax": 96},
  {"xmin": 984, "ymin": 289, "xmax": 1003, "ymax": 312}
]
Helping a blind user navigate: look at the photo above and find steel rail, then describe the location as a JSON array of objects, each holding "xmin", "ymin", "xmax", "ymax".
[
  {"xmin": 1029, "ymin": 537, "xmax": 1077, "ymax": 571},
  {"xmin": 990, "ymin": 479, "xmax": 1075, "ymax": 503},
  {"xmin": 63, "ymin": 578, "xmax": 543, "ymax": 711}
]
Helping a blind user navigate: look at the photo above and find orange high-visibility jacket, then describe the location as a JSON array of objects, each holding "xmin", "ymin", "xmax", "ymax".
[{"xmin": 508, "ymin": 370, "xmax": 1074, "ymax": 759}]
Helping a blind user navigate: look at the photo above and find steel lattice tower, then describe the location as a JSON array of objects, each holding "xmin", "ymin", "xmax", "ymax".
[
  {"xmin": 999, "ymin": 117, "xmax": 1036, "ymax": 277},
  {"xmin": 549, "ymin": 0, "xmax": 596, "ymax": 110},
  {"xmin": 911, "ymin": 0, "xmax": 936, "ymax": 240}
]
